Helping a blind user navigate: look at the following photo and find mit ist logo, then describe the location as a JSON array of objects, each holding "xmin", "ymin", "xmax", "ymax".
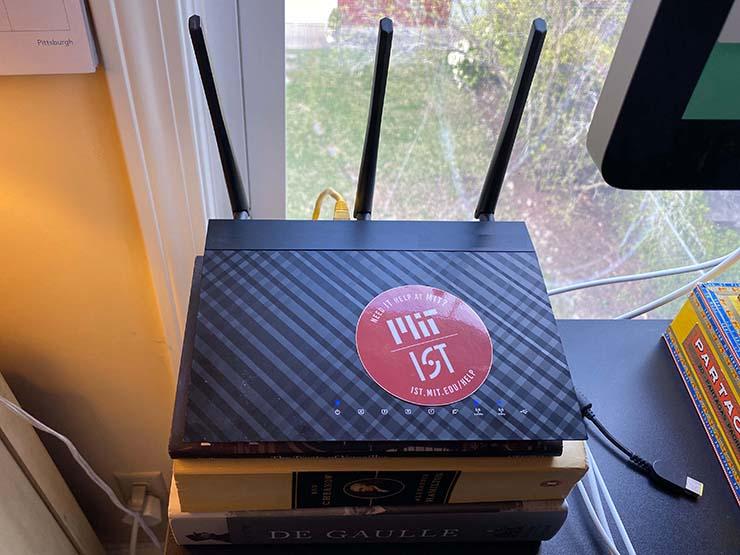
[
  {"xmin": 385, "ymin": 309, "xmax": 454, "ymax": 382},
  {"xmin": 409, "ymin": 343, "xmax": 454, "ymax": 382},
  {"xmin": 356, "ymin": 284, "xmax": 492, "ymax": 406},
  {"xmin": 386, "ymin": 309, "xmax": 440, "ymax": 344}
]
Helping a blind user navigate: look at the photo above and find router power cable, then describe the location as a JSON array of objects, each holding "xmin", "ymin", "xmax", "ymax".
[
  {"xmin": 127, "ymin": 484, "xmax": 145, "ymax": 555},
  {"xmin": 0, "ymin": 394, "xmax": 162, "ymax": 550}
]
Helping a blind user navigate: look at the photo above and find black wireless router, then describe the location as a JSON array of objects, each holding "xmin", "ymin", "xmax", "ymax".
[{"xmin": 170, "ymin": 16, "xmax": 585, "ymax": 458}]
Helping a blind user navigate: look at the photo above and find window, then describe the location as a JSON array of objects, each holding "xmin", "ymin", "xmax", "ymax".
[{"xmin": 284, "ymin": 0, "xmax": 739, "ymax": 318}]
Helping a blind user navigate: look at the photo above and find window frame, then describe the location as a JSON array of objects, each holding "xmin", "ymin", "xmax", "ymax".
[
  {"xmin": 92, "ymin": 0, "xmax": 286, "ymax": 371},
  {"xmin": 185, "ymin": 0, "xmax": 287, "ymax": 221}
]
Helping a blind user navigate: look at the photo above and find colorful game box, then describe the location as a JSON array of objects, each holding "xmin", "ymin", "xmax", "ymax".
[{"xmin": 663, "ymin": 282, "xmax": 740, "ymax": 506}]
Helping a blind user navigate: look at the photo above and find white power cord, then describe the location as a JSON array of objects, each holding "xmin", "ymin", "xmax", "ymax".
[
  {"xmin": 577, "ymin": 482, "xmax": 621, "ymax": 555},
  {"xmin": 0, "ymin": 395, "xmax": 162, "ymax": 551},
  {"xmin": 578, "ymin": 445, "xmax": 638, "ymax": 555},
  {"xmin": 586, "ymin": 443, "xmax": 637, "ymax": 555},
  {"xmin": 617, "ymin": 246, "xmax": 740, "ymax": 319},
  {"xmin": 129, "ymin": 520, "xmax": 140, "ymax": 555},
  {"xmin": 548, "ymin": 253, "xmax": 729, "ymax": 296},
  {"xmin": 127, "ymin": 484, "xmax": 146, "ymax": 555},
  {"xmin": 585, "ymin": 457, "xmax": 613, "ymax": 544}
]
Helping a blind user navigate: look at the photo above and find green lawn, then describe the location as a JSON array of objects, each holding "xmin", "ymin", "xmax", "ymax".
[{"xmin": 286, "ymin": 47, "xmax": 491, "ymax": 220}]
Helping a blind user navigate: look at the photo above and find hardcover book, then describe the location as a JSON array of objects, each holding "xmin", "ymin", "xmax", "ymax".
[
  {"xmin": 664, "ymin": 282, "xmax": 740, "ymax": 506},
  {"xmin": 168, "ymin": 479, "xmax": 569, "ymax": 546},
  {"xmin": 173, "ymin": 441, "xmax": 586, "ymax": 512}
]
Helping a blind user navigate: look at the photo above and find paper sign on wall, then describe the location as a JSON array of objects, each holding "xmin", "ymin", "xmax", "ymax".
[{"xmin": 0, "ymin": 0, "xmax": 97, "ymax": 75}]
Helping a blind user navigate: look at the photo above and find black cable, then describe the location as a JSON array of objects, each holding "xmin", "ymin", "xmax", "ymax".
[
  {"xmin": 576, "ymin": 390, "xmax": 703, "ymax": 498},
  {"xmin": 587, "ymin": 413, "xmax": 634, "ymax": 459}
]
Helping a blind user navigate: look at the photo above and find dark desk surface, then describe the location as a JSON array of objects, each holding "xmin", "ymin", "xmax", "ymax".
[
  {"xmin": 550, "ymin": 320, "xmax": 738, "ymax": 554},
  {"xmin": 165, "ymin": 320, "xmax": 740, "ymax": 554}
]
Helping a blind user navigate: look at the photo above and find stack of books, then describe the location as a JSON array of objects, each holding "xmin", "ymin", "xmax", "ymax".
[
  {"xmin": 167, "ymin": 214, "xmax": 588, "ymax": 545},
  {"xmin": 168, "ymin": 441, "xmax": 586, "ymax": 545}
]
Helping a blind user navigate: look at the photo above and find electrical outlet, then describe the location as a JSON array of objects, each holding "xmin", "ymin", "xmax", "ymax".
[{"xmin": 114, "ymin": 471, "xmax": 168, "ymax": 515}]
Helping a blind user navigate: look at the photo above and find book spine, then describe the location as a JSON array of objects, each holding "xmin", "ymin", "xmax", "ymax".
[
  {"xmin": 175, "ymin": 467, "xmax": 583, "ymax": 512},
  {"xmin": 695, "ymin": 284, "xmax": 739, "ymax": 375},
  {"xmin": 170, "ymin": 502, "xmax": 568, "ymax": 545}
]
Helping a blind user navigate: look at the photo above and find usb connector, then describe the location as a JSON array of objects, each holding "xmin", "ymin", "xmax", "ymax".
[
  {"xmin": 650, "ymin": 459, "xmax": 704, "ymax": 498},
  {"xmin": 577, "ymin": 390, "xmax": 704, "ymax": 499}
]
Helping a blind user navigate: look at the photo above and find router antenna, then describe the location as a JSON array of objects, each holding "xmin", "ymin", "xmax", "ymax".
[
  {"xmin": 354, "ymin": 17, "xmax": 393, "ymax": 220},
  {"xmin": 189, "ymin": 15, "xmax": 250, "ymax": 220},
  {"xmin": 475, "ymin": 18, "xmax": 546, "ymax": 221}
]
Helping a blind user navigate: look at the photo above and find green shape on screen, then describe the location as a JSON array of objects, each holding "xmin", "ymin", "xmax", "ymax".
[{"xmin": 684, "ymin": 42, "xmax": 740, "ymax": 120}]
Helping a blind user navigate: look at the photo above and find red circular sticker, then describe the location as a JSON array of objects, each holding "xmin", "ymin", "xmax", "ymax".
[{"xmin": 355, "ymin": 285, "xmax": 493, "ymax": 406}]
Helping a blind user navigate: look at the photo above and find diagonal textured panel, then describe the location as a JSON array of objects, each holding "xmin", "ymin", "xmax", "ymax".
[{"xmin": 185, "ymin": 250, "xmax": 585, "ymax": 443}]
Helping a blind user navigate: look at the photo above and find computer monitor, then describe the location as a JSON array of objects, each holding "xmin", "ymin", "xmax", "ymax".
[{"xmin": 588, "ymin": 0, "xmax": 740, "ymax": 190}]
